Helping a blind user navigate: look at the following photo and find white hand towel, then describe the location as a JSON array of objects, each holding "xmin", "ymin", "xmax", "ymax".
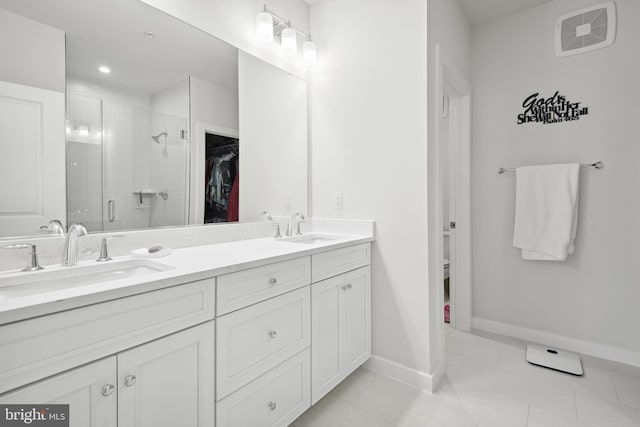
[{"xmin": 513, "ymin": 163, "xmax": 580, "ymax": 261}]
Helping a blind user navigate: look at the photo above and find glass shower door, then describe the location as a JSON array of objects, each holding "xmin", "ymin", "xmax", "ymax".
[{"xmin": 66, "ymin": 92, "xmax": 104, "ymax": 232}]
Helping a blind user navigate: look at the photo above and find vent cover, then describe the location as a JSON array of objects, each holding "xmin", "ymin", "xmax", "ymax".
[{"xmin": 555, "ymin": 1, "xmax": 616, "ymax": 57}]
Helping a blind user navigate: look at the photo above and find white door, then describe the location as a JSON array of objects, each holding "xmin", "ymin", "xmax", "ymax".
[
  {"xmin": 343, "ymin": 266, "xmax": 371, "ymax": 375},
  {"xmin": 117, "ymin": 321, "xmax": 215, "ymax": 427},
  {"xmin": 310, "ymin": 275, "xmax": 343, "ymax": 404},
  {"xmin": 0, "ymin": 80, "xmax": 66, "ymax": 237},
  {"xmin": 0, "ymin": 357, "xmax": 117, "ymax": 427}
]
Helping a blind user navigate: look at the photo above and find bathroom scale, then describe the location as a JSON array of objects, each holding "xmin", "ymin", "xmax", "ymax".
[{"xmin": 526, "ymin": 344, "xmax": 583, "ymax": 376}]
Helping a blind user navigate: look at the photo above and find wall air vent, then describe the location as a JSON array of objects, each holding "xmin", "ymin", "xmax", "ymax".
[{"xmin": 554, "ymin": 1, "xmax": 616, "ymax": 57}]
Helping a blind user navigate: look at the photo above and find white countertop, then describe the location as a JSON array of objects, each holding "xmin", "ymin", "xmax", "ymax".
[{"xmin": 0, "ymin": 233, "xmax": 373, "ymax": 325}]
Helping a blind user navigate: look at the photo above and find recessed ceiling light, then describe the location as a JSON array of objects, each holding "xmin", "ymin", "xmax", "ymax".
[{"xmin": 98, "ymin": 66, "xmax": 111, "ymax": 74}]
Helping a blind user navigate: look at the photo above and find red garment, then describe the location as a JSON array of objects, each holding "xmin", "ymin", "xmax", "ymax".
[{"xmin": 227, "ymin": 168, "xmax": 239, "ymax": 222}]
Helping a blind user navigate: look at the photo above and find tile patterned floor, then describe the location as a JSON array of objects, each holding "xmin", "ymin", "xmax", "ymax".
[{"xmin": 292, "ymin": 326, "xmax": 640, "ymax": 427}]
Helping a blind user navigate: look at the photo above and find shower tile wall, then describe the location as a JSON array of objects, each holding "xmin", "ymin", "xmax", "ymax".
[
  {"xmin": 67, "ymin": 74, "xmax": 188, "ymax": 232},
  {"xmin": 149, "ymin": 79, "xmax": 189, "ymax": 228}
]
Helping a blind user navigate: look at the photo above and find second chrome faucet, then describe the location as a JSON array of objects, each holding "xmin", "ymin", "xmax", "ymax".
[
  {"xmin": 286, "ymin": 212, "xmax": 305, "ymax": 237},
  {"xmin": 61, "ymin": 223, "xmax": 88, "ymax": 266}
]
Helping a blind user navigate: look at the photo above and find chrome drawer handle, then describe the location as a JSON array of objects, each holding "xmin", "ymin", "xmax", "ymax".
[
  {"xmin": 268, "ymin": 330, "xmax": 277, "ymax": 339},
  {"xmin": 101, "ymin": 384, "xmax": 115, "ymax": 396},
  {"xmin": 268, "ymin": 401, "xmax": 277, "ymax": 411},
  {"xmin": 268, "ymin": 277, "xmax": 277, "ymax": 286},
  {"xmin": 124, "ymin": 375, "xmax": 136, "ymax": 387}
]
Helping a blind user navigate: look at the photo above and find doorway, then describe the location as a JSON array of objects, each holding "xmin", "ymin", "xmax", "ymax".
[
  {"xmin": 435, "ymin": 46, "xmax": 472, "ymax": 334},
  {"xmin": 204, "ymin": 132, "xmax": 239, "ymax": 223}
]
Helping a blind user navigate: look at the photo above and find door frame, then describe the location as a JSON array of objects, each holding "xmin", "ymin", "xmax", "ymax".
[
  {"xmin": 189, "ymin": 121, "xmax": 239, "ymax": 225},
  {"xmin": 432, "ymin": 44, "xmax": 472, "ymax": 334}
]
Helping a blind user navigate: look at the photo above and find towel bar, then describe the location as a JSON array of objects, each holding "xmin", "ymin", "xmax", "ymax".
[{"xmin": 497, "ymin": 161, "xmax": 603, "ymax": 175}]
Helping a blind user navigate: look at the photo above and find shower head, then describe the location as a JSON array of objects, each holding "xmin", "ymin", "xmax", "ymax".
[{"xmin": 151, "ymin": 131, "xmax": 168, "ymax": 143}]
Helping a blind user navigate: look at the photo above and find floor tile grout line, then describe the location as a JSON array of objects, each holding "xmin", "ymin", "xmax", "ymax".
[
  {"xmin": 611, "ymin": 377, "xmax": 622, "ymax": 404},
  {"xmin": 495, "ymin": 350, "xmax": 503, "ymax": 368}
]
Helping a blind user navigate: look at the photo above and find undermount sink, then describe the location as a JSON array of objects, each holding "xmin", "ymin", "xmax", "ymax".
[
  {"xmin": 0, "ymin": 259, "xmax": 174, "ymax": 299},
  {"xmin": 278, "ymin": 234, "xmax": 340, "ymax": 245}
]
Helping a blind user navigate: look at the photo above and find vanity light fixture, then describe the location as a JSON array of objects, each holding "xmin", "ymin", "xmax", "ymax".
[
  {"xmin": 98, "ymin": 65, "xmax": 111, "ymax": 74},
  {"xmin": 256, "ymin": 10, "xmax": 274, "ymax": 44},
  {"xmin": 302, "ymin": 37, "xmax": 317, "ymax": 65},
  {"xmin": 281, "ymin": 26, "xmax": 297, "ymax": 56},
  {"xmin": 256, "ymin": 5, "xmax": 317, "ymax": 65}
]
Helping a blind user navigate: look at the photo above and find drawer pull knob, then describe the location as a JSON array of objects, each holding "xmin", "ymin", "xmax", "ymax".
[
  {"xmin": 268, "ymin": 401, "xmax": 277, "ymax": 411},
  {"xmin": 341, "ymin": 284, "xmax": 349, "ymax": 291},
  {"xmin": 268, "ymin": 330, "xmax": 278, "ymax": 339},
  {"xmin": 124, "ymin": 375, "xmax": 136, "ymax": 387},
  {"xmin": 101, "ymin": 384, "xmax": 115, "ymax": 396},
  {"xmin": 269, "ymin": 278, "xmax": 277, "ymax": 286},
  {"xmin": 346, "ymin": 283, "xmax": 352, "ymax": 290}
]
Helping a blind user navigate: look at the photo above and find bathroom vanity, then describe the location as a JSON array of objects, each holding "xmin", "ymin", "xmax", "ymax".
[{"xmin": 0, "ymin": 233, "xmax": 372, "ymax": 427}]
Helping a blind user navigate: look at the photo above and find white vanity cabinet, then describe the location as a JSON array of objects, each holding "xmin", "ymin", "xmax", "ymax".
[
  {"xmin": 311, "ymin": 266, "xmax": 371, "ymax": 404},
  {"xmin": 215, "ymin": 257, "xmax": 312, "ymax": 427},
  {"xmin": 117, "ymin": 321, "xmax": 215, "ymax": 427},
  {"xmin": 0, "ymin": 357, "xmax": 117, "ymax": 427},
  {"xmin": 311, "ymin": 246, "xmax": 371, "ymax": 404},
  {"xmin": 0, "ymin": 321, "xmax": 215, "ymax": 427},
  {"xmin": 0, "ymin": 239, "xmax": 372, "ymax": 427}
]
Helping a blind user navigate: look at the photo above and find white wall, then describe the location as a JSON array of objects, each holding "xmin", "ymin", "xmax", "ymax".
[
  {"xmin": 151, "ymin": 79, "xmax": 189, "ymax": 119},
  {"xmin": 310, "ymin": 0, "xmax": 433, "ymax": 382},
  {"xmin": 139, "ymin": 0, "xmax": 310, "ymax": 79},
  {"xmin": 0, "ymin": 9, "xmax": 65, "ymax": 92},
  {"xmin": 471, "ymin": 0, "xmax": 640, "ymax": 364},
  {"xmin": 238, "ymin": 52, "xmax": 308, "ymax": 222}
]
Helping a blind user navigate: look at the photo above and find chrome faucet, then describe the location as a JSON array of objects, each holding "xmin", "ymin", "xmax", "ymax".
[
  {"xmin": 286, "ymin": 212, "xmax": 305, "ymax": 237},
  {"xmin": 260, "ymin": 211, "xmax": 282, "ymax": 238},
  {"xmin": 61, "ymin": 223, "xmax": 88, "ymax": 266},
  {"xmin": 40, "ymin": 219, "xmax": 65, "ymax": 236}
]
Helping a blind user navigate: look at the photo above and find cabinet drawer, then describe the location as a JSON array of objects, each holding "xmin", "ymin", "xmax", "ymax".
[
  {"xmin": 0, "ymin": 279, "xmax": 215, "ymax": 394},
  {"xmin": 217, "ymin": 257, "xmax": 310, "ymax": 315},
  {"xmin": 216, "ymin": 348, "xmax": 310, "ymax": 427},
  {"xmin": 216, "ymin": 287, "xmax": 310, "ymax": 399},
  {"xmin": 312, "ymin": 243, "xmax": 370, "ymax": 282}
]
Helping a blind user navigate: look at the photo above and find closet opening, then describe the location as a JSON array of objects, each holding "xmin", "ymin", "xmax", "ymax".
[{"xmin": 204, "ymin": 132, "xmax": 239, "ymax": 224}]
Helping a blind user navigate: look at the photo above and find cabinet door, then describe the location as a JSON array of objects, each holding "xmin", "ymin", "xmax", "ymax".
[
  {"xmin": 311, "ymin": 275, "xmax": 344, "ymax": 404},
  {"xmin": 343, "ymin": 266, "xmax": 371, "ymax": 375},
  {"xmin": 0, "ymin": 357, "xmax": 117, "ymax": 427},
  {"xmin": 117, "ymin": 321, "xmax": 215, "ymax": 427}
]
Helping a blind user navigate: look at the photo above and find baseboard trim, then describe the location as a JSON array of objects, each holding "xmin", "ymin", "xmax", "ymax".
[
  {"xmin": 473, "ymin": 317, "xmax": 640, "ymax": 368},
  {"xmin": 363, "ymin": 355, "xmax": 435, "ymax": 392}
]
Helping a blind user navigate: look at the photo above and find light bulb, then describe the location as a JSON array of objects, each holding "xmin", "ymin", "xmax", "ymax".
[
  {"xmin": 302, "ymin": 40, "xmax": 317, "ymax": 65},
  {"xmin": 76, "ymin": 125, "xmax": 89, "ymax": 136},
  {"xmin": 256, "ymin": 11, "xmax": 274, "ymax": 44},
  {"xmin": 281, "ymin": 27, "xmax": 297, "ymax": 56}
]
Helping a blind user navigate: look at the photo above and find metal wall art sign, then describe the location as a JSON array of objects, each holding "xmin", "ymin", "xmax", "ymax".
[{"xmin": 517, "ymin": 91, "xmax": 589, "ymax": 125}]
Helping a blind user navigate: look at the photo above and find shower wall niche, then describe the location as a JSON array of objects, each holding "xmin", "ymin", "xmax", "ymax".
[{"xmin": 66, "ymin": 74, "xmax": 189, "ymax": 232}]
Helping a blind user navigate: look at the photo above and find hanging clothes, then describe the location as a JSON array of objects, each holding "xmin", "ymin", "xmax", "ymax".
[{"xmin": 206, "ymin": 152, "xmax": 235, "ymax": 207}]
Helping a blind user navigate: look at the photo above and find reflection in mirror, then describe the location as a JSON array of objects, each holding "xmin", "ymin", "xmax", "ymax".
[{"xmin": 0, "ymin": 0, "xmax": 308, "ymax": 240}]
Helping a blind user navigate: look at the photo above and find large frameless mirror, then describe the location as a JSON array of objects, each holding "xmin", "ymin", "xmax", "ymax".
[{"xmin": 0, "ymin": 0, "xmax": 308, "ymax": 239}]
